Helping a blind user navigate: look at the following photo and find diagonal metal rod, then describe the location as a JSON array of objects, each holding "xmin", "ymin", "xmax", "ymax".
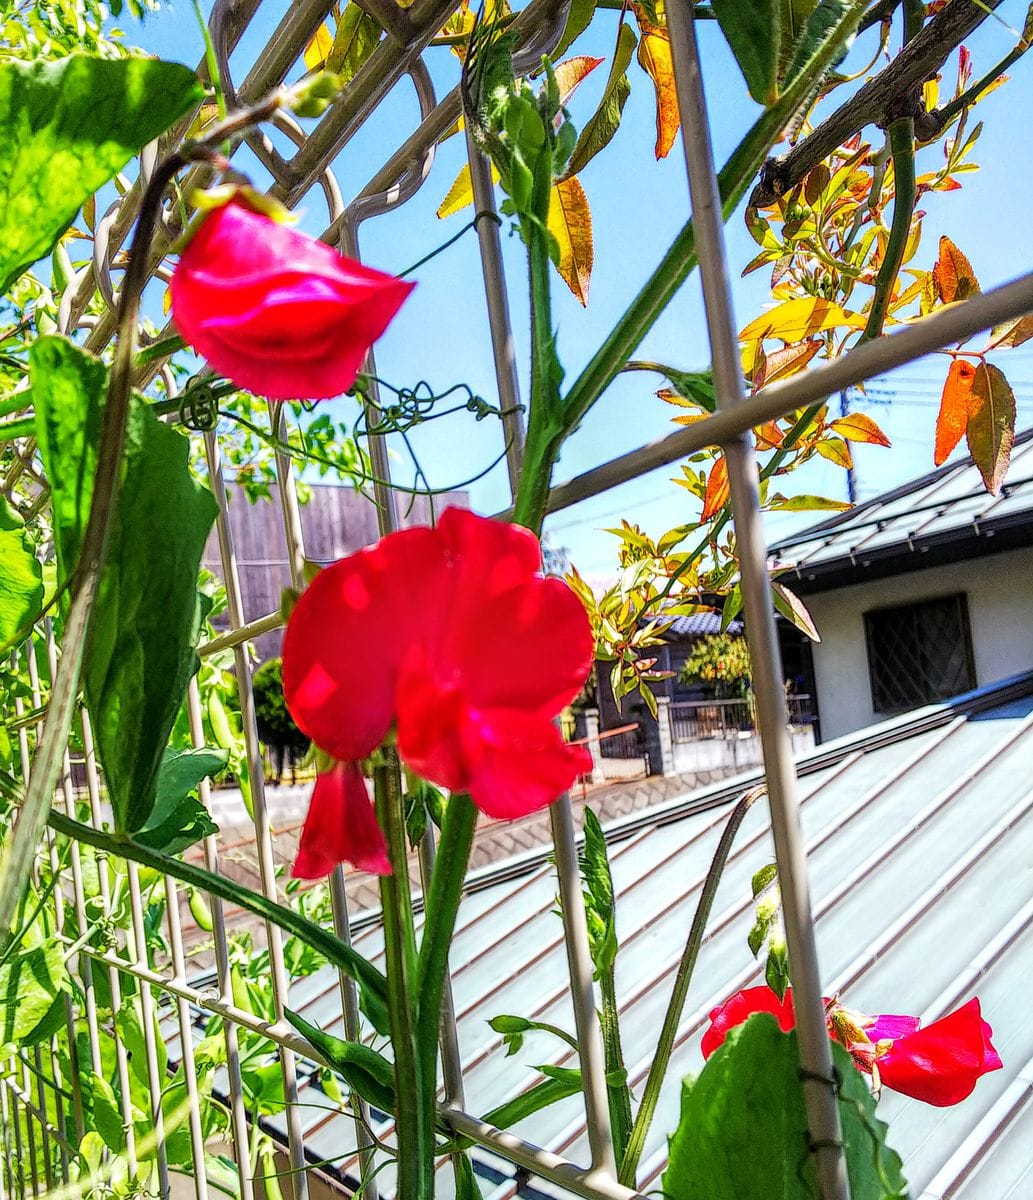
[{"xmin": 663, "ymin": 7, "xmax": 849, "ymax": 1200}]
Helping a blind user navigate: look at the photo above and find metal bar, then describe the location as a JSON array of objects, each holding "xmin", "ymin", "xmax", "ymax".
[
  {"xmin": 540, "ymin": 270, "xmax": 1033, "ymax": 517},
  {"xmin": 663, "ymin": 8, "xmax": 848, "ymax": 1199}
]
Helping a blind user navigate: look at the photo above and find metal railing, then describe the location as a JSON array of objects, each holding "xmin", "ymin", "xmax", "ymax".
[
  {"xmin": 669, "ymin": 694, "xmax": 814, "ymax": 741},
  {"xmin": 2, "ymin": 3, "xmax": 1032, "ymax": 1200}
]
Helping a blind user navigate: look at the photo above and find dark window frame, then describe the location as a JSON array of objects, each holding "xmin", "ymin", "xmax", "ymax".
[{"xmin": 863, "ymin": 592, "xmax": 976, "ymax": 715}]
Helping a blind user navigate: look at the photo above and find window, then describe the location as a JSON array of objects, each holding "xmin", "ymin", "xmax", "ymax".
[{"xmin": 864, "ymin": 594, "xmax": 976, "ymax": 714}]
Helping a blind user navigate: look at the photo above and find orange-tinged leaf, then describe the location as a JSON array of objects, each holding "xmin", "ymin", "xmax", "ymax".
[
  {"xmin": 700, "ymin": 456, "xmax": 729, "ymax": 522},
  {"xmin": 934, "ymin": 358, "xmax": 976, "ymax": 465},
  {"xmin": 739, "ymin": 298, "xmax": 865, "ymax": 345},
  {"xmin": 966, "ymin": 362, "xmax": 1016, "ymax": 494},
  {"xmin": 753, "ymin": 421, "xmax": 784, "ymax": 450},
  {"xmin": 753, "ymin": 339, "xmax": 822, "ymax": 390},
  {"xmin": 437, "ymin": 161, "xmax": 500, "ymax": 219},
  {"xmin": 829, "ymin": 412, "xmax": 891, "ymax": 447},
  {"xmin": 547, "ymin": 175, "xmax": 593, "ymax": 305},
  {"xmin": 554, "ymin": 55, "xmax": 605, "ymax": 107},
  {"xmin": 634, "ymin": 17, "xmax": 679, "ymax": 158},
  {"xmin": 932, "ymin": 235, "xmax": 980, "ymax": 303},
  {"xmin": 986, "ymin": 314, "xmax": 1033, "ymax": 351},
  {"xmin": 815, "ymin": 437, "xmax": 853, "ymax": 469},
  {"xmin": 305, "ymin": 21, "xmax": 334, "ymax": 69}
]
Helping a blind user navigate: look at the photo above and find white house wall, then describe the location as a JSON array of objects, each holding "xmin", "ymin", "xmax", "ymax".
[{"xmin": 804, "ymin": 544, "xmax": 1033, "ymax": 740}]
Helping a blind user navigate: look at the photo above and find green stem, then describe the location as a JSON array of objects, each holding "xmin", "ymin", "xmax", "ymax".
[
  {"xmin": 0, "ymin": 392, "xmax": 30, "ymax": 421},
  {"xmin": 599, "ymin": 967, "xmax": 633, "ymax": 1164},
  {"xmin": 135, "ymin": 334, "xmax": 187, "ymax": 368},
  {"xmin": 44, "ymin": 810, "xmax": 386, "ymax": 998},
  {"xmin": 373, "ymin": 754, "xmax": 432, "ymax": 1200},
  {"xmin": 618, "ymin": 787, "xmax": 761, "ymax": 1187},
  {"xmin": 862, "ymin": 116, "xmax": 915, "ymax": 342},
  {"xmin": 0, "ymin": 417, "xmax": 34, "ymax": 442}
]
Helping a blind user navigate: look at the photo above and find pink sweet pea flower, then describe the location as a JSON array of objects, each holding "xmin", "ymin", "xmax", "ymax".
[
  {"xmin": 702, "ymin": 986, "xmax": 1002, "ymax": 1107},
  {"xmin": 170, "ymin": 198, "xmax": 413, "ymax": 401},
  {"xmin": 282, "ymin": 509, "xmax": 595, "ymax": 876}
]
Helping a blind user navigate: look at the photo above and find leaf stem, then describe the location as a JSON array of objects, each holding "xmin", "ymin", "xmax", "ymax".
[
  {"xmin": 374, "ymin": 753, "xmax": 432, "ymax": 1200},
  {"xmin": 861, "ymin": 116, "xmax": 915, "ymax": 342},
  {"xmin": 618, "ymin": 786, "xmax": 761, "ymax": 1187},
  {"xmin": 0, "ymin": 417, "xmax": 35, "ymax": 442}
]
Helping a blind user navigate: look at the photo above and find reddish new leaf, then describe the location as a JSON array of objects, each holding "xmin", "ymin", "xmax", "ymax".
[
  {"xmin": 966, "ymin": 362, "xmax": 1016, "ymax": 494},
  {"xmin": 934, "ymin": 358, "xmax": 976, "ymax": 466},
  {"xmin": 752, "ymin": 339, "xmax": 822, "ymax": 390},
  {"xmin": 554, "ymin": 55, "xmax": 605, "ymax": 107},
  {"xmin": 829, "ymin": 412, "xmax": 891, "ymax": 447},
  {"xmin": 700, "ymin": 456, "xmax": 729, "ymax": 522},
  {"xmin": 932, "ymin": 235, "xmax": 980, "ymax": 304}
]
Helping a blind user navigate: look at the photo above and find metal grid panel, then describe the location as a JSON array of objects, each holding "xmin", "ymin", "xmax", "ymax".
[{"xmin": 3, "ymin": 2, "xmax": 1033, "ymax": 1199}]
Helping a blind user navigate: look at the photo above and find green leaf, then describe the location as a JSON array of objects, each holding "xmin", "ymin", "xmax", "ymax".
[
  {"xmin": 752, "ymin": 863, "xmax": 778, "ymax": 896},
  {"xmin": 481, "ymin": 1069, "xmax": 583, "ymax": 1130},
  {"xmin": 0, "ymin": 497, "xmax": 42, "ymax": 649},
  {"xmin": 564, "ymin": 22, "xmax": 636, "ymax": 178},
  {"xmin": 0, "ymin": 55, "xmax": 203, "ymax": 295},
  {"xmin": 664, "ymin": 1016, "xmax": 908, "ymax": 1200},
  {"xmin": 285, "ymin": 1008, "xmax": 396, "ymax": 1115},
  {"xmin": 772, "ymin": 580, "xmax": 820, "ymax": 642},
  {"xmin": 781, "ymin": 0, "xmax": 860, "ymax": 97},
  {"xmin": 454, "ymin": 1151, "xmax": 486, "ymax": 1200},
  {"xmin": 765, "ymin": 493, "xmax": 852, "ymax": 512},
  {"xmin": 33, "ymin": 337, "xmax": 219, "ymax": 834},
  {"xmin": 579, "ymin": 806, "xmax": 618, "ymax": 977},
  {"xmin": 710, "ymin": 0, "xmax": 781, "ymax": 105},
  {"xmin": 134, "ymin": 748, "xmax": 225, "ymax": 855},
  {"xmin": 0, "ymin": 942, "xmax": 67, "ymax": 1047},
  {"xmin": 555, "ymin": 0, "xmax": 597, "ymax": 57},
  {"xmin": 327, "ymin": 3, "xmax": 382, "ymax": 83}
]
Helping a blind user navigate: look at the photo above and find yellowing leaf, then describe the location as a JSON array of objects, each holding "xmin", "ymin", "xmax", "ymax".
[
  {"xmin": 815, "ymin": 437, "xmax": 853, "ymax": 470},
  {"xmin": 739, "ymin": 298, "xmax": 865, "ymax": 345},
  {"xmin": 548, "ymin": 175, "xmax": 593, "ymax": 305},
  {"xmin": 987, "ymin": 314, "xmax": 1033, "ymax": 351},
  {"xmin": 700, "ymin": 456, "xmax": 729, "ymax": 522},
  {"xmin": 966, "ymin": 362, "xmax": 1015, "ymax": 494},
  {"xmin": 932, "ymin": 235, "xmax": 980, "ymax": 304},
  {"xmin": 828, "ymin": 412, "xmax": 891, "ymax": 447},
  {"xmin": 163, "ymin": 286, "xmax": 171, "ymax": 315},
  {"xmin": 752, "ymin": 338, "xmax": 822, "ymax": 389},
  {"xmin": 934, "ymin": 358, "xmax": 976, "ymax": 466},
  {"xmin": 772, "ymin": 581, "xmax": 820, "ymax": 642},
  {"xmin": 634, "ymin": 13, "xmax": 679, "ymax": 159},
  {"xmin": 304, "ymin": 21, "xmax": 334, "ymax": 70},
  {"xmin": 753, "ymin": 421, "xmax": 784, "ymax": 449},
  {"xmin": 554, "ymin": 55, "xmax": 605, "ymax": 106},
  {"xmin": 436, "ymin": 160, "xmax": 500, "ymax": 219}
]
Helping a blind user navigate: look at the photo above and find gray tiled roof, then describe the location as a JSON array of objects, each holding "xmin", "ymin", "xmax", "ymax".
[
  {"xmin": 770, "ymin": 429, "xmax": 1033, "ymax": 584},
  {"xmin": 165, "ymin": 672, "xmax": 1033, "ymax": 1198}
]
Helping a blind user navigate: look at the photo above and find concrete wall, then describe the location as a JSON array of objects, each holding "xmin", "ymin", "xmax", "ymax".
[
  {"xmin": 671, "ymin": 728, "xmax": 815, "ymax": 775},
  {"xmin": 804, "ymin": 545, "xmax": 1033, "ymax": 740}
]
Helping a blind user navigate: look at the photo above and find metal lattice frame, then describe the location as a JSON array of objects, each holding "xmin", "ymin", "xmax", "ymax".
[{"xmin": 4, "ymin": 2, "xmax": 1033, "ymax": 1199}]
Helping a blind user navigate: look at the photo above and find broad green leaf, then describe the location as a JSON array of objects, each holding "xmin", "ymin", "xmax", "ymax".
[
  {"xmin": 772, "ymin": 580, "xmax": 820, "ymax": 641},
  {"xmin": 285, "ymin": 1009, "xmax": 396, "ymax": 1115},
  {"xmin": 765, "ymin": 493, "xmax": 852, "ymax": 512},
  {"xmin": 326, "ymin": 4, "xmax": 382, "ymax": 83},
  {"xmin": 454, "ymin": 1151, "xmax": 486, "ymax": 1200},
  {"xmin": 0, "ymin": 496, "xmax": 42, "ymax": 648},
  {"xmin": 967, "ymin": 362, "xmax": 1015, "ymax": 494},
  {"xmin": 782, "ymin": 0, "xmax": 859, "ymax": 97},
  {"xmin": 710, "ymin": 0, "xmax": 781, "ymax": 105},
  {"xmin": 663, "ymin": 1017, "xmax": 908, "ymax": 1200},
  {"xmin": 0, "ymin": 942, "xmax": 67, "ymax": 1047},
  {"xmin": 934, "ymin": 359, "xmax": 976, "ymax": 466},
  {"xmin": 117, "ymin": 1001, "xmax": 167, "ymax": 1087},
  {"xmin": 564, "ymin": 22, "xmax": 636, "ymax": 178},
  {"xmin": 547, "ymin": 175, "xmax": 593, "ymax": 305},
  {"xmin": 134, "ymin": 747, "xmax": 225, "ymax": 855},
  {"xmin": 481, "ymin": 1070, "xmax": 583, "ymax": 1130},
  {"xmin": 0, "ymin": 55, "xmax": 203, "ymax": 295},
  {"xmin": 32, "ymin": 337, "xmax": 218, "ymax": 834},
  {"xmin": 555, "ymin": 0, "xmax": 597, "ymax": 57}
]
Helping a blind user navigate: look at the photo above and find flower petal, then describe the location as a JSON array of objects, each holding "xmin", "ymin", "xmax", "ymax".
[
  {"xmin": 877, "ymin": 998, "xmax": 1003, "ymax": 1106},
  {"xmin": 283, "ymin": 526, "xmax": 445, "ymax": 761},
  {"xmin": 459, "ymin": 707, "xmax": 593, "ymax": 819},
  {"xmin": 292, "ymin": 763, "xmax": 390, "ymax": 879},
  {"xmin": 701, "ymin": 986, "xmax": 797, "ymax": 1058},
  {"xmin": 867, "ymin": 1013, "xmax": 921, "ymax": 1043}
]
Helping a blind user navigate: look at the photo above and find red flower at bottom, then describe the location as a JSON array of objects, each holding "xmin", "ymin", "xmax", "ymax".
[
  {"xmin": 702, "ymin": 986, "xmax": 1002, "ymax": 1107},
  {"xmin": 293, "ymin": 763, "xmax": 390, "ymax": 880}
]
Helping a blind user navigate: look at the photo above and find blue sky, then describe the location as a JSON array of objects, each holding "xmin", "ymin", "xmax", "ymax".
[{"xmin": 136, "ymin": 1, "xmax": 1033, "ymax": 581}]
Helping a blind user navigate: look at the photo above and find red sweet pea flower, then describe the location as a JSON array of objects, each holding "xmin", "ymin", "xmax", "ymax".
[
  {"xmin": 702, "ymin": 986, "xmax": 1002, "ymax": 1107},
  {"xmin": 294, "ymin": 762, "xmax": 390, "ymax": 880},
  {"xmin": 170, "ymin": 198, "xmax": 413, "ymax": 401},
  {"xmin": 282, "ymin": 509, "xmax": 595, "ymax": 876}
]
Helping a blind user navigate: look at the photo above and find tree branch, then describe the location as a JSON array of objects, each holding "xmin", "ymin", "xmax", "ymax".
[{"xmin": 749, "ymin": 0, "xmax": 1005, "ymax": 208}]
